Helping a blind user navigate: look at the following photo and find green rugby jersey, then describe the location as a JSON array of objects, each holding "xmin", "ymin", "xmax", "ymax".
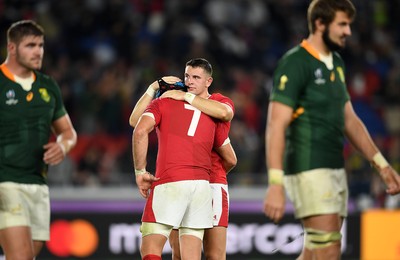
[
  {"xmin": 271, "ymin": 40, "xmax": 350, "ymax": 175},
  {"xmin": 0, "ymin": 64, "xmax": 67, "ymax": 184}
]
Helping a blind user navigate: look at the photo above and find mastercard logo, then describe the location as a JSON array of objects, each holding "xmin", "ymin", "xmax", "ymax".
[{"xmin": 46, "ymin": 219, "xmax": 99, "ymax": 257}]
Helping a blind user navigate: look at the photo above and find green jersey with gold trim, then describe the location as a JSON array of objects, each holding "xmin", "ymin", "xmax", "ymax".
[
  {"xmin": 0, "ymin": 68, "xmax": 66, "ymax": 184},
  {"xmin": 270, "ymin": 40, "xmax": 350, "ymax": 175}
]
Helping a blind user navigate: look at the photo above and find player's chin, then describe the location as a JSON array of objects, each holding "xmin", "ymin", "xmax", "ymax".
[
  {"xmin": 30, "ymin": 62, "xmax": 42, "ymax": 70},
  {"xmin": 338, "ymin": 39, "xmax": 347, "ymax": 47}
]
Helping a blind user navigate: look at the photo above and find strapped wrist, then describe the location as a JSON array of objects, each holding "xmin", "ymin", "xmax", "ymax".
[
  {"xmin": 135, "ymin": 168, "xmax": 147, "ymax": 176},
  {"xmin": 268, "ymin": 168, "xmax": 284, "ymax": 185},
  {"xmin": 57, "ymin": 138, "xmax": 74, "ymax": 156},
  {"xmin": 371, "ymin": 152, "xmax": 389, "ymax": 170},
  {"xmin": 184, "ymin": 92, "xmax": 195, "ymax": 104},
  {"xmin": 146, "ymin": 86, "xmax": 156, "ymax": 97}
]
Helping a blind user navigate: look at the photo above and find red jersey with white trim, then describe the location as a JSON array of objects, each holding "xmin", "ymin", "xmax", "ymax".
[
  {"xmin": 209, "ymin": 93, "xmax": 235, "ymax": 184},
  {"xmin": 144, "ymin": 98, "xmax": 219, "ymax": 185}
]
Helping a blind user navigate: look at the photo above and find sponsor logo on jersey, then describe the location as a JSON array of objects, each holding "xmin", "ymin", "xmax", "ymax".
[
  {"xmin": 26, "ymin": 91, "xmax": 33, "ymax": 102},
  {"xmin": 5, "ymin": 89, "xmax": 18, "ymax": 105}
]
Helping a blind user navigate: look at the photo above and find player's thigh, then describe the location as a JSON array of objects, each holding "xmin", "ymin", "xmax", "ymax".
[
  {"xmin": 181, "ymin": 181, "xmax": 213, "ymax": 229},
  {"xmin": 179, "ymin": 234, "xmax": 203, "ymax": 260},
  {"xmin": 148, "ymin": 181, "xmax": 211, "ymax": 228},
  {"xmin": 0, "ymin": 226, "xmax": 35, "ymax": 259},
  {"xmin": 203, "ymin": 226, "xmax": 227, "ymax": 259},
  {"xmin": 169, "ymin": 229, "xmax": 181, "ymax": 260},
  {"xmin": 285, "ymin": 168, "xmax": 348, "ymax": 219},
  {"xmin": 0, "ymin": 182, "xmax": 50, "ymax": 242}
]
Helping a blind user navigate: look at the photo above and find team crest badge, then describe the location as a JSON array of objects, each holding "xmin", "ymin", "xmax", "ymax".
[
  {"xmin": 336, "ymin": 67, "xmax": 345, "ymax": 83},
  {"xmin": 39, "ymin": 88, "xmax": 51, "ymax": 102}
]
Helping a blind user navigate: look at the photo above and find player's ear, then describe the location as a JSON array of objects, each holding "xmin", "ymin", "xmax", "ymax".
[
  {"xmin": 206, "ymin": 76, "xmax": 213, "ymax": 88},
  {"xmin": 315, "ymin": 18, "xmax": 326, "ymax": 33}
]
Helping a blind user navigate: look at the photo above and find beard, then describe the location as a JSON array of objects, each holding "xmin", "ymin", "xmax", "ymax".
[
  {"xmin": 322, "ymin": 28, "xmax": 343, "ymax": 52},
  {"xmin": 16, "ymin": 50, "xmax": 42, "ymax": 71}
]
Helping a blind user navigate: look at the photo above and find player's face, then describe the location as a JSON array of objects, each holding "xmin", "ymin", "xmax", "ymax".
[
  {"xmin": 184, "ymin": 66, "xmax": 212, "ymax": 98},
  {"xmin": 323, "ymin": 11, "xmax": 352, "ymax": 51},
  {"xmin": 14, "ymin": 35, "xmax": 44, "ymax": 71}
]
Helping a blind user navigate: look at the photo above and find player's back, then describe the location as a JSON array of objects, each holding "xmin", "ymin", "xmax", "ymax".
[{"xmin": 144, "ymin": 98, "xmax": 217, "ymax": 184}]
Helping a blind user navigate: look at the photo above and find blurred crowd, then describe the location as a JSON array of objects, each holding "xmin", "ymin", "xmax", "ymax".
[{"xmin": 1, "ymin": 0, "xmax": 399, "ymax": 210}]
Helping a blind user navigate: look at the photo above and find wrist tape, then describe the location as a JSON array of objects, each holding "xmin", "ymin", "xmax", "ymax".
[
  {"xmin": 268, "ymin": 168, "xmax": 284, "ymax": 185},
  {"xmin": 184, "ymin": 92, "xmax": 195, "ymax": 104},
  {"xmin": 135, "ymin": 168, "xmax": 147, "ymax": 176},
  {"xmin": 372, "ymin": 152, "xmax": 389, "ymax": 170},
  {"xmin": 146, "ymin": 86, "xmax": 156, "ymax": 97},
  {"xmin": 57, "ymin": 139, "xmax": 74, "ymax": 156}
]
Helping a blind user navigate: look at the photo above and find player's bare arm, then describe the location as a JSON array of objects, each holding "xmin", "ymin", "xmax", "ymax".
[
  {"xmin": 161, "ymin": 90, "xmax": 233, "ymax": 122},
  {"xmin": 43, "ymin": 114, "xmax": 77, "ymax": 165},
  {"xmin": 264, "ymin": 101, "xmax": 293, "ymax": 223},
  {"xmin": 129, "ymin": 76, "xmax": 181, "ymax": 127},
  {"xmin": 133, "ymin": 115, "xmax": 160, "ymax": 197},
  {"xmin": 215, "ymin": 142, "xmax": 237, "ymax": 174},
  {"xmin": 344, "ymin": 101, "xmax": 400, "ymax": 195}
]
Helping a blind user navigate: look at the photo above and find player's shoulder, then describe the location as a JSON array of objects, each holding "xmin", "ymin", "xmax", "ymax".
[
  {"xmin": 332, "ymin": 51, "xmax": 345, "ymax": 65},
  {"xmin": 210, "ymin": 93, "xmax": 232, "ymax": 102},
  {"xmin": 281, "ymin": 45, "xmax": 308, "ymax": 62},
  {"xmin": 210, "ymin": 93, "xmax": 234, "ymax": 108},
  {"xmin": 34, "ymin": 71, "xmax": 58, "ymax": 86}
]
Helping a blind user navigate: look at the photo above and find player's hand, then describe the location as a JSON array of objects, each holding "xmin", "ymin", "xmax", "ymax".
[
  {"xmin": 263, "ymin": 184, "xmax": 286, "ymax": 223},
  {"xmin": 43, "ymin": 142, "xmax": 65, "ymax": 165},
  {"xmin": 161, "ymin": 76, "xmax": 181, "ymax": 84},
  {"xmin": 136, "ymin": 173, "xmax": 160, "ymax": 198},
  {"xmin": 150, "ymin": 76, "xmax": 182, "ymax": 91},
  {"xmin": 160, "ymin": 89, "xmax": 186, "ymax": 100},
  {"xmin": 379, "ymin": 166, "xmax": 400, "ymax": 195}
]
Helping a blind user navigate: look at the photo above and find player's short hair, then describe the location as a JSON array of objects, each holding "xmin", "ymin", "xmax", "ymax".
[
  {"xmin": 307, "ymin": 0, "xmax": 356, "ymax": 33},
  {"xmin": 186, "ymin": 58, "xmax": 213, "ymax": 76},
  {"xmin": 7, "ymin": 20, "xmax": 44, "ymax": 44}
]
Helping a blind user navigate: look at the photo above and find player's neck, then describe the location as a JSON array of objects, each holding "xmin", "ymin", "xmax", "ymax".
[
  {"xmin": 3, "ymin": 58, "xmax": 34, "ymax": 78},
  {"xmin": 306, "ymin": 35, "xmax": 331, "ymax": 56},
  {"xmin": 198, "ymin": 91, "xmax": 211, "ymax": 99}
]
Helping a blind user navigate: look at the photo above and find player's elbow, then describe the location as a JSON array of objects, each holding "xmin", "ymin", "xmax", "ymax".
[
  {"xmin": 129, "ymin": 115, "xmax": 138, "ymax": 128},
  {"xmin": 133, "ymin": 124, "xmax": 148, "ymax": 139},
  {"xmin": 220, "ymin": 108, "xmax": 233, "ymax": 122},
  {"xmin": 226, "ymin": 155, "xmax": 237, "ymax": 170}
]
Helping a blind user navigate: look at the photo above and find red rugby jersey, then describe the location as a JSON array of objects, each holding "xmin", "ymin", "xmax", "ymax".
[
  {"xmin": 144, "ymin": 98, "xmax": 219, "ymax": 185},
  {"xmin": 209, "ymin": 93, "xmax": 235, "ymax": 184}
]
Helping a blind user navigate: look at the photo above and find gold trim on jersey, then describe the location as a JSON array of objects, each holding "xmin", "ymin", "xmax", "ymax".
[{"xmin": 0, "ymin": 63, "xmax": 36, "ymax": 82}]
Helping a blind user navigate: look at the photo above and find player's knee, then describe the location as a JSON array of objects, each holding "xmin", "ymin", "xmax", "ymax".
[
  {"xmin": 304, "ymin": 228, "xmax": 341, "ymax": 250},
  {"xmin": 204, "ymin": 250, "xmax": 226, "ymax": 260}
]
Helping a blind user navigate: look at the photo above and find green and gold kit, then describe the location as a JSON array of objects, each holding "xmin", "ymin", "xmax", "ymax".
[
  {"xmin": 271, "ymin": 40, "xmax": 350, "ymax": 175},
  {"xmin": 0, "ymin": 64, "xmax": 66, "ymax": 184}
]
